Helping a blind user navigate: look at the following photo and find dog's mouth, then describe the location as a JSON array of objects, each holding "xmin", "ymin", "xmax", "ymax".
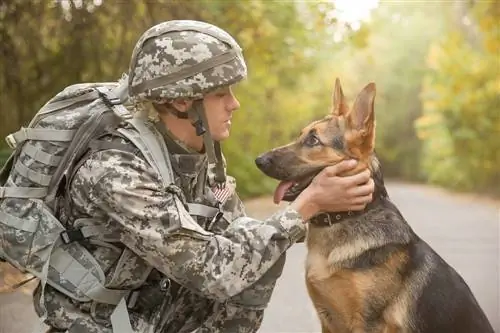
[{"xmin": 273, "ymin": 171, "xmax": 321, "ymax": 204}]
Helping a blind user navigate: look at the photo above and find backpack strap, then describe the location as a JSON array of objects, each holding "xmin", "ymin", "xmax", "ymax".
[
  {"xmin": 117, "ymin": 118, "xmax": 174, "ymax": 188},
  {"xmin": 187, "ymin": 203, "xmax": 221, "ymax": 219}
]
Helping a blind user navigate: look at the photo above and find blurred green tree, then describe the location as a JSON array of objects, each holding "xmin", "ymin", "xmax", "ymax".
[{"xmin": 416, "ymin": 1, "xmax": 500, "ymax": 194}]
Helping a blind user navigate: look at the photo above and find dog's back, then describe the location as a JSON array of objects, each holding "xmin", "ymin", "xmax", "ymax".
[
  {"xmin": 305, "ymin": 175, "xmax": 495, "ymax": 333},
  {"xmin": 255, "ymin": 78, "xmax": 494, "ymax": 332},
  {"xmin": 410, "ymin": 238, "xmax": 494, "ymax": 332}
]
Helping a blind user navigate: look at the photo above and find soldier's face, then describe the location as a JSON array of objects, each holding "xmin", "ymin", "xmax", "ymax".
[{"xmin": 203, "ymin": 85, "xmax": 240, "ymax": 141}]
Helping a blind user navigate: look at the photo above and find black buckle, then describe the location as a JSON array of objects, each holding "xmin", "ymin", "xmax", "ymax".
[
  {"xmin": 60, "ymin": 229, "xmax": 85, "ymax": 244},
  {"xmin": 193, "ymin": 119, "xmax": 206, "ymax": 136},
  {"xmin": 317, "ymin": 213, "xmax": 333, "ymax": 226},
  {"xmin": 211, "ymin": 202, "xmax": 224, "ymax": 223},
  {"xmin": 212, "ymin": 211, "xmax": 224, "ymax": 223},
  {"xmin": 97, "ymin": 90, "xmax": 122, "ymax": 107}
]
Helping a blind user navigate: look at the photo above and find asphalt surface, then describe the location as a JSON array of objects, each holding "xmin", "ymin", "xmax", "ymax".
[{"xmin": 0, "ymin": 181, "xmax": 498, "ymax": 333}]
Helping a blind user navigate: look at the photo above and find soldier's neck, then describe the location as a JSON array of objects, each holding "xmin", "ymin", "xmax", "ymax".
[{"xmin": 158, "ymin": 112, "xmax": 204, "ymax": 153}]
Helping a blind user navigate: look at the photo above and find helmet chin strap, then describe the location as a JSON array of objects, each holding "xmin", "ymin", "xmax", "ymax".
[{"xmin": 186, "ymin": 100, "xmax": 227, "ymax": 188}]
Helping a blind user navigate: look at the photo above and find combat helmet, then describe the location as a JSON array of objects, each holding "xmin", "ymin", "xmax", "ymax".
[{"xmin": 127, "ymin": 19, "xmax": 248, "ymax": 186}]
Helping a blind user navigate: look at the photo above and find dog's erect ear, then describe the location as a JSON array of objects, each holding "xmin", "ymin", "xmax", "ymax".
[
  {"xmin": 350, "ymin": 82, "xmax": 376, "ymax": 131},
  {"xmin": 332, "ymin": 78, "xmax": 348, "ymax": 116},
  {"xmin": 348, "ymin": 83, "xmax": 376, "ymax": 154}
]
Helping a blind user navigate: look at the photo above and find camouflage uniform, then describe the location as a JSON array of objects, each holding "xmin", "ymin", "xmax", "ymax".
[{"xmin": 34, "ymin": 20, "xmax": 307, "ymax": 333}]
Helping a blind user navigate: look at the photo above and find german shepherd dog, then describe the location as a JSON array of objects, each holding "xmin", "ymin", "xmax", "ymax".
[{"xmin": 255, "ymin": 79, "xmax": 495, "ymax": 333}]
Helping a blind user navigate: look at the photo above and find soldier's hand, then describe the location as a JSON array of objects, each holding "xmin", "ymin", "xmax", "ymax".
[{"xmin": 291, "ymin": 160, "xmax": 374, "ymax": 221}]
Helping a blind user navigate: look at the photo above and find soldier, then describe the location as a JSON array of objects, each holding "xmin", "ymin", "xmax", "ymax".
[{"xmin": 36, "ymin": 20, "xmax": 374, "ymax": 333}]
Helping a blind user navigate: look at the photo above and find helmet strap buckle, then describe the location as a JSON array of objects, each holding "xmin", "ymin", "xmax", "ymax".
[
  {"xmin": 193, "ymin": 119, "xmax": 206, "ymax": 136},
  {"xmin": 188, "ymin": 100, "xmax": 227, "ymax": 186}
]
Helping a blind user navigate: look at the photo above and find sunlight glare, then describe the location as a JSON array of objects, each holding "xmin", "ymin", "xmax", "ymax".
[{"xmin": 332, "ymin": 0, "xmax": 380, "ymax": 26}]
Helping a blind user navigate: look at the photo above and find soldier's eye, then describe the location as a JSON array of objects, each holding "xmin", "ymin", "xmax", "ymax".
[{"xmin": 304, "ymin": 135, "xmax": 321, "ymax": 147}]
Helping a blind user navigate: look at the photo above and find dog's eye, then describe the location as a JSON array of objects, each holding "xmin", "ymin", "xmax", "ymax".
[{"xmin": 304, "ymin": 135, "xmax": 321, "ymax": 147}]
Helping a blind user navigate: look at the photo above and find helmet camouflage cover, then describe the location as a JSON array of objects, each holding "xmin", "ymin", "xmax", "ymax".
[{"xmin": 128, "ymin": 20, "xmax": 248, "ymax": 101}]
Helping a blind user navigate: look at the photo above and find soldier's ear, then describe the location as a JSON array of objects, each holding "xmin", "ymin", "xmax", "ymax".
[{"xmin": 170, "ymin": 99, "xmax": 192, "ymax": 113}]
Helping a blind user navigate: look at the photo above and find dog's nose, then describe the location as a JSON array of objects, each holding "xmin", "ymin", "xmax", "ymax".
[{"xmin": 255, "ymin": 154, "xmax": 271, "ymax": 169}]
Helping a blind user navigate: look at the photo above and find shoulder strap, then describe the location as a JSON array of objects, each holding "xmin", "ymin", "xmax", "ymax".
[{"xmin": 117, "ymin": 118, "xmax": 175, "ymax": 188}]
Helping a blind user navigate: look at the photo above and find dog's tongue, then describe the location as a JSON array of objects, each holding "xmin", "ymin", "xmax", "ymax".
[{"xmin": 273, "ymin": 180, "xmax": 294, "ymax": 204}]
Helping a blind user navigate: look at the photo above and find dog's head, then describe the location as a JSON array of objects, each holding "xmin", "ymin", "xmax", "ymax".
[{"xmin": 255, "ymin": 78, "xmax": 376, "ymax": 203}]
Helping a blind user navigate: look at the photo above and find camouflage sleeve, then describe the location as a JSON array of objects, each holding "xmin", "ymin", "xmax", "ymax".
[
  {"xmin": 70, "ymin": 149, "xmax": 306, "ymax": 301},
  {"xmin": 221, "ymin": 186, "xmax": 307, "ymax": 244}
]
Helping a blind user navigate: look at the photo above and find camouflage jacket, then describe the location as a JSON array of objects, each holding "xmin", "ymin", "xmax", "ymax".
[{"xmin": 35, "ymin": 113, "xmax": 306, "ymax": 331}]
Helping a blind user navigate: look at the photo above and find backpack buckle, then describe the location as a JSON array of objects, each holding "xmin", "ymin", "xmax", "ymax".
[
  {"xmin": 5, "ymin": 134, "xmax": 17, "ymax": 149},
  {"xmin": 60, "ymin": 229, "xmax": 85, "ymax": 244},
  {"xmin": 211, "ymin": 202, "xmax": 224, "ymax": 224}
]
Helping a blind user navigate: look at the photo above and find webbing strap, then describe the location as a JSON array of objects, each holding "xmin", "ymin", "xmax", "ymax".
[
  {"xmin": 14, "ymin": 160, "xmax": 52, "ymax": 186},
  {"xmin": 118, "ymin": 119, "xmax": 174, "ymax": 188},
  {"xmin": 0, "ymin": 210, "xmax": 38, "ymax": 232},
  {"xmin": 6, "ymin": 128, "xmax": 75, "ymax": 148},
  {"xmin": 0, "ymin": 186, "xmax": 47, "ymax": 199},
  {"xmin": 195, "ymin": 101, "xmax": 226, "ymax": 185},
  {"xmin": 23, "ymin": 143, "xmax": 62, "ymax": 166},
  {"xmin": 49, "ymin": 248, "xmax": 129, "ymax": 305},
  {"xmin": 187, "ymin": 203, "xmax": 219, "ymax": 218},
  {"xmin": 11, "ymin": 128, "xmax": 75, "ymax": 142}
]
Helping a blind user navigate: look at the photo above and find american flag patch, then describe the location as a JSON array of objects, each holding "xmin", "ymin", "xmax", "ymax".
[{"xmin": 211, "ymin": 176, "xmax": 236, "ymax": 204}]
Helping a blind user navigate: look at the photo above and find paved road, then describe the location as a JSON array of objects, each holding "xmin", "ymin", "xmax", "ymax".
[{"xmin": 0, "ymin": 182, "xmax": 498, "ymax": 333}]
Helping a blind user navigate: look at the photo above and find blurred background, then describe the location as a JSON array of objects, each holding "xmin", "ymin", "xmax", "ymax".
[
  {"xmin": 1, "ymin": 2, "xmax": 499, "ymax": 332},
  {"xmin": 0, "ymin": 0, "xmax": 499, "ymax": 199}
]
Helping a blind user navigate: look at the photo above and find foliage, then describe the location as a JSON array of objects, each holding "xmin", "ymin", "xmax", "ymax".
[
  {"xmin": 0, "ymin": 150, "xmax": 10, "ymax": 170},
  {"xmin": 313, "ymin": 1, "xmax": 450, "ymax": 181},
  {"xmin": 416, "ymin": 1, "xmax": 500, "ymax": 194}
]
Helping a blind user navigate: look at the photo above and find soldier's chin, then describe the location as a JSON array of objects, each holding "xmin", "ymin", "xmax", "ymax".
[{"xmin": 212, "ymin": 128, "xmax": 231, "ymax": 142}]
